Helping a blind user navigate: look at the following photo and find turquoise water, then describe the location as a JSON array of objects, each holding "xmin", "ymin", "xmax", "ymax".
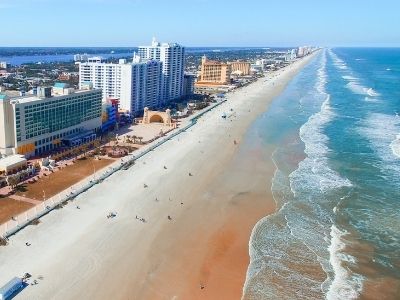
[{"xmin": 243, "ymin": 49, "xmax": 400, "ymax": 299}]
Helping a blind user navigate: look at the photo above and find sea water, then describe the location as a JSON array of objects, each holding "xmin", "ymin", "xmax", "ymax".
[{"xmin": 243, "ymin": 48, "xmax": 400, "ymax": 299}]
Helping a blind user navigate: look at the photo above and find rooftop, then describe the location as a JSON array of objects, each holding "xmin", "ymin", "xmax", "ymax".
[
  {"xmin": 9, "ymin": 88, "xmax": 100, "ymax": 105},
  {"xmin": 0, "ymin": 155, "xmax": 27, "ymax": 170},
  {"xmin": 203, "ymin": 60, "xmax": 228, "ymax": 65},
  {"xmin": 53, "ymin": 82, "xmax": 69, "ymax": 89}
]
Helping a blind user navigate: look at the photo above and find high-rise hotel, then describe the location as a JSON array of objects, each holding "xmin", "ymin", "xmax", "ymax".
[
  {"xmin": 78, "ymin": 55, "xmax": 163, "ymax": 116},
  {"xmin": 0, "ymin": 84, "xmax": 102, "ymax": 157},
  {"xmin": 138, "ymin": 38, "xmax": 185, "ymax": 102}
]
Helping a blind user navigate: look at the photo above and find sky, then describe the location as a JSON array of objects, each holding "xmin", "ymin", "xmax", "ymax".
[{"xmin": 0, "ymin": 0, "xmax": 399, "ymax": 47}]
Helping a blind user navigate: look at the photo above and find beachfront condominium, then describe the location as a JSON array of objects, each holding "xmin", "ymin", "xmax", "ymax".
[
  {"xmin": 78, "ymin": 55, "xmax": 163, "ymax": 116},
  {"xmin": 198, "ymin": 56, "xmax": 232, "ymax": 84},
  {"xmin": 138, "ymin": 38, "xmax": 185, "ymax": 102},
  {"xmin": 0, "ymin": 84, "xmax": 102, "ymax": 157}
]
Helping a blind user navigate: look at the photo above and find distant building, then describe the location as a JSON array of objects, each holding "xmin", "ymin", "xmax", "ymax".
[
  {"xmin": 183, "ymin": 73, "xmax": 197, "ymax": 97},
  {"xmin": 78, "ymin": 54, "xmax": 163, "ymax": 116},
  {"xmin": 0, "ymin": 84, "xmax": 102, "ymax": 157},
  {"xmin": 87, "ymin": 56, "xmax": 104, "ymax": 63},
  {"xmin": 57, "ymin": 72, "xmax": 76, "ymax": 81},
  {"xmin": 138, "ymin": 38, "xmax": 185, "ymax": 102},
  {"xmin": 297, "ymin": 46, "xmax": 313, "ymax": 57},
  {"xmin": 198, "ymin": 56, "xmax": 231, "ymax": 84},
  {"xmin": 73, "ymin": 54, "xmax": 89, "ymax": 62},
  {"xmin": 194, "ymin": 56, "xmax": 233, "ymax": 94},
  {"xmin": 290, "ymin": 49, "xmax": 297, "ymax": 60},
  {"xmin": 250, "ymin": 64, "xmax": 264, "ymax": 73},
  {"xmin": 0, "ymin": 62, "xmax": 10, "ymax": 69},
  {"xmin": 229, "ymin": 61, "xmax": 251, "ymax": 76}
]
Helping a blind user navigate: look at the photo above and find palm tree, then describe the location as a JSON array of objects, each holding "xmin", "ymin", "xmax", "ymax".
[
  {"xmin": 110, "ymin": 135, "xmax": 117, "ymax": 147},
  {"xmin": 106, "ymin": 132, "xmax": 113, "ymax": 147},
  {"xmin": 6, "ymin": 174, "xmax": 20, "ymax": 190},
  {"xmin": 93, "ymin": 140, "xmax": 101, "ymax": 155},
  {"xmin": 81, "ymin": 144, "xmax": 89, "ymax": 158}
]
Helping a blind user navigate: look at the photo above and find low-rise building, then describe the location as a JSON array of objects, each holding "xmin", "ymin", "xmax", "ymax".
[
  {"xmin": 74, "ymin": 54, "xmax": 89, "ymax": 62},
  {"xmin": 101, "ymin": 99, "xmax": 118, "ymax": 132},
  {"xmin": 229, "ymin": 61, "xmax": 251, "ymax": 76},
  {"xmin": 0, "ymin": 154, "xmax": 27, "ymax": 175}
]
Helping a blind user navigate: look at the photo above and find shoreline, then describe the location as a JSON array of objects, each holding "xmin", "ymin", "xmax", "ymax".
[{"xmin": 0, "ymin": 52, "xmax": 318, "ymax": 299}]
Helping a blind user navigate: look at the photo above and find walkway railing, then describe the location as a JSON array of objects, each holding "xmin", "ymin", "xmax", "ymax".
[{"xmin": 0, "ymin": 99, "xmax": 227, "ymax": 239}]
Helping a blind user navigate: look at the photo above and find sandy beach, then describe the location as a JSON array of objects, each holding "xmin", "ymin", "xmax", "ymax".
[{"xmin": 0, "ymin": 52, "xmax": 317, "ymax": 300}]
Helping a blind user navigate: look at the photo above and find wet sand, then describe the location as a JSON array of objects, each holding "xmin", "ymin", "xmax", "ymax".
[{"xmin": 0, "ymin": 53, "xmax": 317, "ymax": 299}]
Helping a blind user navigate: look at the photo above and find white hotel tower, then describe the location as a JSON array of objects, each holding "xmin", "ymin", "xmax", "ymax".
[
  {"xmin": 138, "ymin": 38, "xmax": 185, "ymax": 103},
  {"xmin": 78, "ymin": 55, "xmax": 163, "ymax": 116}
]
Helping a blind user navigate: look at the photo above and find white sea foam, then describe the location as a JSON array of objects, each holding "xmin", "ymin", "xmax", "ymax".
[
  {"xmin": 326, "ymin": 225, "xmax": 364, "ymax": 300},
  {"xmin": 245, "ymin": 50, "xmax": 334, "ymax": 300},
  {"xmin": 346, "ymin": 82, "xmax": 380, "ymax": 97},
  {"xmin": 364, "ymin": 97, "xmax": 380, "ymax": 103},
  {"xmin": 342, "ymin": 75, "xmax": 358, "ymax": 81},
  {"xmin": 290, "ymin": 52, "xmax": 352, "ymax": 192},
  {"xmin": 328, "ymin": 50, "xmax": 349, "ymax": 70},
  {"xmin": 290, "ymin": 51, "xmax": 356, "ymax": 299},
  {"xmin": 291, "ymin": 49, "xmax": 352, "ymax": 195},
  {"xmin": 329, "ymin": 51, "xmax": 381, "ymax": 98},
  {"xmin": 366, "ymin": 88, "xmax": 379, "ymax": 97},
  {"xmin": 245, "ymin": 50, "xmax": 357, "ymax": 299},
  {"xmin": 390, "ymin": 135, "xmax": 400, "ymax": 158},
  {"xmin": 291, "ymin": 95, "xmax": 352, "ymax": 195},
  {"xmin": 360, "ymin": 113, "xmax": 400, "ymax": 176}
]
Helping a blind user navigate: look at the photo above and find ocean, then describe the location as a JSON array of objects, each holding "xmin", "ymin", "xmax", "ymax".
[{"xmin": 243, "ymin": 48, "xmax": 400, "ymax": 299}]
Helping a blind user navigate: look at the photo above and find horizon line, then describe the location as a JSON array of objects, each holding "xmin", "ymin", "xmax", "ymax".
[{"xmin": 0, "ymin": 45, "xmax": 400, "ymax": 49}]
